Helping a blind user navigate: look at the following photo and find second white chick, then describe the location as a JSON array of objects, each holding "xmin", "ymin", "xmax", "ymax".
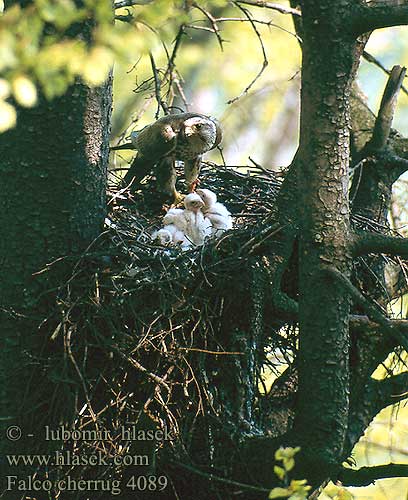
[
  {"xmin": 196, "ymin": 188, "xmax": 232, "ymax": 236},
  {"xmin": 183, "ymin": 193, "xmax": 212, "ymax": 246},
  {"xmin": 154, "ymin": 225, "xmax": 186, "ymax": 246}
]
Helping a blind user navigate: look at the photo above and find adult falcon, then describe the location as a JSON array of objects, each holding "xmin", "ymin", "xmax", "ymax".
[{"xmin": 115, "ymin": 113, "xmax": 222, "ymax": 202}]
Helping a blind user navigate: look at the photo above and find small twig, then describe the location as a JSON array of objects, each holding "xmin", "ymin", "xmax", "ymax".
[
  {"xmin": 165, "ymin": 25, "xmax": 186, "ymax": 82},
  {"xmin": 363, "ymin": 51, "xmax": 408, "ymax": 96},
  {"xmin": 228, "ymin": 3, "xmax": 268, "ymax": 104},
  {"xmin": 173, "ymin": 70, "xmax": 190, "ymax": 110},
  {"xmin": 170, "ymin": 460, "xmax": 270, "ymax": 493},
  {"xmin": 192, "ymin": 2, "xmax": 224, "ymax": 50},
  {"xmin": 236, "ymin": 0, "xmax": 301, "ymax": 16},
  {"xmin": 207, "ymin": 16, "xmax": 302, "ymax": 41},
  {"xmin": 65, "ymin": 326, "xmax": 98, "ymax": 423},
  {"xmin": 178, "ymin": 347, "xmax": 244, "ymax": 355},
  {"xmin": 149, "ymin": 52, "xmax": 170, "ymax": 118}
]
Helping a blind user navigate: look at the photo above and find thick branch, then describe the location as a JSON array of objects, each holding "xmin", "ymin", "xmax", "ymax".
[
  {"xmin": 352, "ymin": 230, "xmax": 408, "ymax": 258},
  {"xmin": 370, "ymin": 66, "xmax": 406, "ymax": 151},
  {"xmin": 352, "ymin": 2, "xmax": 408, "ymax": 36},
  {"xmin": 373, "ymin": 372, "xmax": 408, "ymax": 408},
  {"xmin": 339, "ymin": 463, "xmax": 408, "ymax": 487},
  {"xmin": 321, "ymin": 266, "xmax": 408, "ymax": 351},
  {"xmin": 350, "ymin": 314, "xmax": 408, "ymax": 335}
]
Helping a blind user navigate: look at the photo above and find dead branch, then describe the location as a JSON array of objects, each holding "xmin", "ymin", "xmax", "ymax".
[
  {"xmin": 370, "ymin": 65, "xmax": 406, "ymax": 151},
  {"xmin": 114, "ymin": 347, "xmax": 171, "ymax": 392},
  {"xmin": 192, "ymin": 2, "xmax": 224, "ymax": 50},
  {"xmin": 149, "ymin": 52, "xmax": 170, "ymax": 118}
]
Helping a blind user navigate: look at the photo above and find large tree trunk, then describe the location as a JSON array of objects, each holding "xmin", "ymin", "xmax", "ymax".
[{"xmin": 0, "ymin": 76, "xmax": 112, "ymax": 480}]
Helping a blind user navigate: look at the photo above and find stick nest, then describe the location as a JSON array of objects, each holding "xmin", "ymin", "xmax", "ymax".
[{"xmin": 34, "ymin": 163, "xmax": 407, "ymax": 493}]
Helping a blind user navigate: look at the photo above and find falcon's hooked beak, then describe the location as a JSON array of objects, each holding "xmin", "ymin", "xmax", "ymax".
[{"xmin": 184, "ymin": 125, "xmax": 194, "ymax": 137}]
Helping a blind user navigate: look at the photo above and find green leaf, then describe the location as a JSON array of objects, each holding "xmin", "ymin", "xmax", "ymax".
[
  {"xmin": 274, "ymin": 465, "xmax": 286, "ymax": 481},
  {"xmin": 269, "ymin": 487, "xmax": 291, "ymax": 499}
]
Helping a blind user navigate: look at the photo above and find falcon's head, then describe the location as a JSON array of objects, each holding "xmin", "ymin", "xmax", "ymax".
[
  {"xmin": 182, "ymin": 117, "xmax": 221, "ymax": 154},
  {"xmin": 184, "ymin": 193, "xmax": 205, "ymax": 213}
]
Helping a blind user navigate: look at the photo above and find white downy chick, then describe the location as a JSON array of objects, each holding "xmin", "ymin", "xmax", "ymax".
[
  {"xmin": 183, "ymin": 193, "xmax": 212, "ymax": 246},
  {"xmin": 154, "ymin": 224, "xmax": 187, "ymax": 247},
  {"xmin": 196, "ymin": 188, "xmax": 232, "ymax": 236}
]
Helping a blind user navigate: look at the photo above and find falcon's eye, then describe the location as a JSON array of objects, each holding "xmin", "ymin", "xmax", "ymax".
[{"xmin": 195, "ymin": 123, "xmax": 202, "ymax": 130}]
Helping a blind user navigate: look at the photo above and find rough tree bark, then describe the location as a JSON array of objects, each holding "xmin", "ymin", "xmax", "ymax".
[
  {"xmin": 235, "ymin": 0, "xmax": 408, "ymax": 494},
  {"xmin": 0, "ymin": 1, "xmax": 112, "ymax": 483}
]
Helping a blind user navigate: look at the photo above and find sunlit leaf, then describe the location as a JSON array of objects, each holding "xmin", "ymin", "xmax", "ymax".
[
  {"xmin": 0, "ymin": 79, "xmax": 11, "ymax": 100},
  {"xmin": 269, "ymin": 487, "xmax": 291, "ymax": 499},
  {"xmin": 82, "ymin": 46, "xmax": 113, "ymax": 85},
  {"xmin": 274, "ymin": 465, "xmax": 286, "ymax": 480},
  {"xmin": 0, "ymin": 100, "xmax": 17, "ymax": 133},
  {"xmin": 12, "ymin": 75, "xmax": 38, "ymax": 107}
]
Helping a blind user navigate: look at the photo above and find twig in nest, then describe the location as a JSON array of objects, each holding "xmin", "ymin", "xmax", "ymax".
[
  {"xmin": 178, "ymin": 347, "xmax": 244, "ymax": 355},
  {"xmin": 65, "ymin": 326, "xmax": 98, "ymax": 423},
  {"xmin": 114, "ymin": 347, "xmax": 171, "ymax": 392}
]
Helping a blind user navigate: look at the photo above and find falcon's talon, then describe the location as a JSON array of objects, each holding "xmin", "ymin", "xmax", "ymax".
[{"xmin": 172, "ymin": 191, "xmax": 185, "ymax": 207}]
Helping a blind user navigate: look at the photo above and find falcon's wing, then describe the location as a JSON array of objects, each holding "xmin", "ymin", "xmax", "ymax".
[
  {"xmin": 121, "ymin": 152, "xmax": 156, "ymax": 189},
  {"xmin": 122, "ymin": 119, "xmax": 178, "ymax": 190}
]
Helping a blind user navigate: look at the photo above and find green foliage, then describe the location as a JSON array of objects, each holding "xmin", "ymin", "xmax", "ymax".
[
  {"xmin": 323, "ymin": 482, "xmax": 354, "ymax": 500},
  {"xmin": 269, "ymin": 447, "xmax": 312, "ymax": 500},
  {"xmin": 0, "ymin": 0, "xmax": 185, "ymax": 131}
]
